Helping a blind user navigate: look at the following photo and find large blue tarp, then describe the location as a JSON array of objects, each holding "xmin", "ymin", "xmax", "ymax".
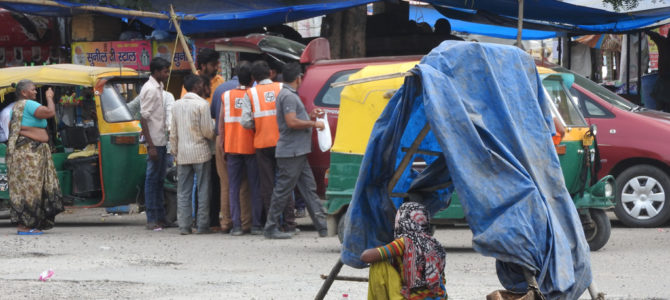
[
  {"xmin": 0, "ymin": 0, "xmax": 668, "ymax": 35},
  {"xmin": 340, "ymin": 41, "xmax": 592, "ymax": 298},
  {"xmin": 0, "ymin": 0, "xmax": 375, "ymax": 35}
]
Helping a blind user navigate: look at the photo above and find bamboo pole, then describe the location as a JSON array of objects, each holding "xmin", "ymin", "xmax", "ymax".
[
  {"xmin": 170, "ymin": 4, "xmax": 197, "ymax": 74},
  {"xmin": 0, "ymin": 0, "xmax": 196, "ymax": 20}
]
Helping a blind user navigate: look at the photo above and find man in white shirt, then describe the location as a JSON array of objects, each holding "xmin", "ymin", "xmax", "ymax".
[{"xmin": 139, "ymin": 57, "xmax": 171, "ymax": 230}]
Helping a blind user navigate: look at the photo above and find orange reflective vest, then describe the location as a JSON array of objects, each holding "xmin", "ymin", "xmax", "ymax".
[
  {"xmin": 249, "ymin": 82, "xmax": 283, "ymax": 149},
  {"xmin": 223, "ymin": 88, "xmax": 255, "ymax": 155}
]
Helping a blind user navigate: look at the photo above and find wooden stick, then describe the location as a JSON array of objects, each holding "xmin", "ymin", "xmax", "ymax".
[
  {"xmin": 170, "ymin": 4, "xmax": 197, "ymax": 74},
  {"xmin": 388, "ymin": 124, "xmax": 431, "ymax": 195},
  {"xmin": 330, "ymin": 72, "xmax": 413, "ymax": 88},
  {"xmin": 319, "ymin": 274, "xmax": 368, "ymax": 282},
  {"xmin": 314, "ymin": 259, "xmax": 344, "ymax": 300},
  {"xmin": 0, "ymin": 0, "xmax": 196, "ymax": 20}
]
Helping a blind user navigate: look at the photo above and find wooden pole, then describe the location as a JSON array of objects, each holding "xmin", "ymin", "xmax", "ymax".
[
  {"xmin": 314, "ymin": 259, "xmax": 344, "ymax": 300},
  {"xmin": 0, "ymin": 0, "xmax": 196, "ymax": 20},
  {"xmin": 516, "ymin": 0, "xmax": 524, "ymax": 50},
  {"xmin": 170, "ymin": 5, "xmax": 197, "ymax": 74}
]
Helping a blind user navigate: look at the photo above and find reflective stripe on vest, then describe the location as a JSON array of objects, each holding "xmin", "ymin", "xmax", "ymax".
[
  {"xmin": 223, "ymin": 89, "xmax": 255, "ymax": 154},
  {"xmin": 249, "ymin": 82, "xmax": 282, "ymax": 148}
]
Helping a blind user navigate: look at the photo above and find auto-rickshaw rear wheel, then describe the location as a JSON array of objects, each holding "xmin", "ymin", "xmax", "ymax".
[
  {"xmin": 337, "ymin": 213, "xmax": 345, "ymax": 243},
  {"xmin": 583, "ymin": 209, "xmax": 611, "ymax": 251}
]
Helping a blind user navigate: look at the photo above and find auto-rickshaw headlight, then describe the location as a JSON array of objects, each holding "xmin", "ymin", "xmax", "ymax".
[{"xmin": 605, "ymin": 182, "xmax": 613, "ymax": 197}]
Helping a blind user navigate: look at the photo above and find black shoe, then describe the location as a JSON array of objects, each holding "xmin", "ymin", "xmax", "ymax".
[
  {"xmin": 264, "ymin": 229, "xmax": 292, "ymax": 239},
  {"xmin": 318, "ymin": 229, "xmax": 328, "ymax": 238},
  {"xmin": 230, "ymin": 227, "xmax": 244, "ymax": 236},
  {"xmin": 294, "ymin": 208, "xmax": 306, "ymax": 218},
  {"xmin": 250, "ymin": 226, "xmax": 263, "ymax": 235},
  {"xmin": 180, "ymin": 228, "xmax": 192, "ymax": 235},
  {"xmin": 196, "ymin": 228, "xmax": 212, "ymax": 234}
]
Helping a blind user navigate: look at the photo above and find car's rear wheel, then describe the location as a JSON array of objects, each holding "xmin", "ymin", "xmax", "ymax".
[{"xmin": 614, "ymin": 165, "xmax": 670, "ymax": 227}]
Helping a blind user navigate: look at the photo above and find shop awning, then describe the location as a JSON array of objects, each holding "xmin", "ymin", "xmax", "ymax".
[
  {"xmin": 0, "ymin": 0, "xmax": 376, "ymax": 35},
  {"xmin": 424, "ymin": 0, "xmax": 670, "ymax": 34},
  {"xmin": 0, "ymin": 0, "xmax": 668, "ymax": 36}
]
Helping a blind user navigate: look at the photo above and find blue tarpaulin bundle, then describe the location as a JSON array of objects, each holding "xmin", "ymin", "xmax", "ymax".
[{"xmin": 341, "ymin": 41, "xmax": 592, "ymax": 299}]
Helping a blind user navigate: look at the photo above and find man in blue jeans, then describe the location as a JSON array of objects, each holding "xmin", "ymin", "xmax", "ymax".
[{"xmin": 140, "ymin": 57, "xmax": 171, "ymax": 230}]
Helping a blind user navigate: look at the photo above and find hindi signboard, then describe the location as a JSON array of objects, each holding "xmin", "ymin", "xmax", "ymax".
[{"xmin": 72, "ymin": 41, "xmax": 152, "ymax": 71}]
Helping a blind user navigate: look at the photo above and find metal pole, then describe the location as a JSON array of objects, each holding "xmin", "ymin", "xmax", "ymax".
[
  {"xmin": 516, "ymin": 0, "xmax": 524, "ymax": 49},
  {"xmin": 314, "ymin": 259, "xmax": 344, "ymax": 300},
  {"xmin": 638, "ymin": 31, "xmax": 643, "ymax": 100},
  {"xmin": 558, "ymin": 37, "xmax": 562, "ymax": 66},
  {"xmin": 568, "ymin": 35, "xmax": 572, "ymax": 70},
  {"xmin": 626, "ymin": 33, "xmax": 631, "ymax": 94}
]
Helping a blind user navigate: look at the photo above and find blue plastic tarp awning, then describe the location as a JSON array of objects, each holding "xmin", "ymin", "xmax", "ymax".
[
  {"xmin": 0, "ymin": 0, "xmax": 376, "ymax": 35},
  {"xmin": 0, "ymin": 0, "xmax": 668, "ymax": 35},
  {"xmin": 409, "ymin": 5, "xmax": 558, "ymax": 40},
  {"xmin": 424, "ymin": 0, "xmax": 670, "ymax": 34},
  {"xmin": 341, "ymin": 41, "xmax": 592, "ymax": 299}
]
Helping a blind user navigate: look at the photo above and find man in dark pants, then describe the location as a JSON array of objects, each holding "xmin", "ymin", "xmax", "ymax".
[
  {"xmin": 241, "ymin": 60, "xmax": 296, "ymax": 232},
  {"xmin": 263, "ymin": 62, "xmax": 328, "ymax": 239},
  {"xmin": 220, "ymin": 61, "xmax": 264, "ymax": 236}
]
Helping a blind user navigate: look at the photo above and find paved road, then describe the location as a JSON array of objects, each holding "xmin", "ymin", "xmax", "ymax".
[{"xmin": 0, "ymin": 208, "xmax": 668, "ymax": 299}]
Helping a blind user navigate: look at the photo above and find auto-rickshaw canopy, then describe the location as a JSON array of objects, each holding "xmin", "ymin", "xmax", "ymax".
[
  {"xmin": 0, "ymin": 64, "xmax": 138, "ymax": 89},
  {"xmin": 341, "ymin": 41, "xmax": 592, "ymax": 299}
]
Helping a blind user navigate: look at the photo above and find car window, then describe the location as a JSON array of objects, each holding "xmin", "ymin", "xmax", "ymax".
[
  {"xmin": 552, "ymin": 66, "xmax": 636, "ymax": 111},
  {"xmin": 542, "ymin": 78, "xmax": 587, "ymax": 126},
  {"xmin": 314, "ymin": 69, "xmax": 359, "ymax": 107},
  {"xmin": 570, "ymin": 87, "xmax": 614, "ymax": 118},
  {"xmin": 584, "ymin": 98, "xmax": 609, "ymax": 117}
]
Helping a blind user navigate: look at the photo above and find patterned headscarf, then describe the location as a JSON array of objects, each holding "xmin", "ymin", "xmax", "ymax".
[{"xmin": 394, "ymin": 202, "xmax": 446, "ymax": 298}]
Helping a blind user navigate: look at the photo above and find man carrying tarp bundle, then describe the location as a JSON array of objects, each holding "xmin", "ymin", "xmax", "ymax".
[{"xmin": 340, "ymin": 41, "xmax": 593, "ymax": 299}]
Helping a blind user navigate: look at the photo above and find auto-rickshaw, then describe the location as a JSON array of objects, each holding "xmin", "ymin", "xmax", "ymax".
[
  {"xmin": 0, "ymin": 64, "xmax": 148, "ymax": 216},
  {"xmin": 325, "ymin": 62, "xmax": 615, "ymax": 251}
]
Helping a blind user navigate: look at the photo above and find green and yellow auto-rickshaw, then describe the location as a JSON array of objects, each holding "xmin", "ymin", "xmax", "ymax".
[
  {"xmin": 0, "ymin": 64, "xmax": 148, "ymax": 215},
  {"xmin": 325, "ymin": 63, "xmax": 615, "ymax": 251}
]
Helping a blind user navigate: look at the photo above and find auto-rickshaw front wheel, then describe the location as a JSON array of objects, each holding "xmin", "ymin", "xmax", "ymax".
[{"xmin": 583, "ymin": 209, "xmax": 611, "ymax": 251}]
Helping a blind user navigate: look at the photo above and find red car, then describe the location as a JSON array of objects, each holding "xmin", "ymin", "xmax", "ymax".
[{"xmin": 547, "ymin": 65, "xmax": 670, "ymax": 227}]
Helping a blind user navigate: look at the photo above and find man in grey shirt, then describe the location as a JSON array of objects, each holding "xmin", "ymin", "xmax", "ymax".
[{"xmin": 264, "ymin": 62, "xmax": 328, "ymax": 239}]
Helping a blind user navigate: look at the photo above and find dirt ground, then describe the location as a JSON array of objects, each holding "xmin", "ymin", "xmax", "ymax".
[{"xmin": 0, "ymin": 208, "xmax": 669, "ymax": 299}]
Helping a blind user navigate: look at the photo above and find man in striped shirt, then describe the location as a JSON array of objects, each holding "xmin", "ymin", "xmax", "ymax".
[{"xmin": 169, "ymin": 74, "xmax": 216, "ymax": 235}]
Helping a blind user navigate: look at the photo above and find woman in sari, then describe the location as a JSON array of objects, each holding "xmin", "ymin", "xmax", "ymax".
[
  {"xmin": 8, "ymin": 79, "xmax": 63, "ymax": 235},
  {"xmin": 361, "ymin": 202, "xmax": 448, "ymax": 300}
]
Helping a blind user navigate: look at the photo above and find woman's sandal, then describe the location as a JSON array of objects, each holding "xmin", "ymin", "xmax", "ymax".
[{"xmin": 17, "ymin": 229, "xmax": 43, "ymax": 235}]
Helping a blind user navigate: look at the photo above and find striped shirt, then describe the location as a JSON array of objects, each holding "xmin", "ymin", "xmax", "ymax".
[{"xmin": 169, "ymin": 92, "xmax": 215, "ymax": 165}]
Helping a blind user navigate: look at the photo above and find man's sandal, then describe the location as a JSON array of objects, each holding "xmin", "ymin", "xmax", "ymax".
[{"xmin": 17, "ymin": 229, "xmax": 43, "ymax": 235}]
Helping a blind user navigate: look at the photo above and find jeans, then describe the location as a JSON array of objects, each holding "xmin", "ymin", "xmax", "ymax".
[
  {"xmin": 145, "ymin": 146, "xmax": 167, "ymax": 224},
  {"xmin": 177, "ymin": 161, "xmax": 211, "ymax": 232},
  {"xmin": 227, "ymin": 154, "xmax": 262, "ymax": 228},
  {"xmin": 264, "ymin": 155, "xmax": 326, "ymax": 233}
]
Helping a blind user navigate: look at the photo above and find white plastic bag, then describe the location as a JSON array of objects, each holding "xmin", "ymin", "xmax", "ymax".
[{"xmin": 316, "ymin": 112, "xmax": 332, "ymax": 152}]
